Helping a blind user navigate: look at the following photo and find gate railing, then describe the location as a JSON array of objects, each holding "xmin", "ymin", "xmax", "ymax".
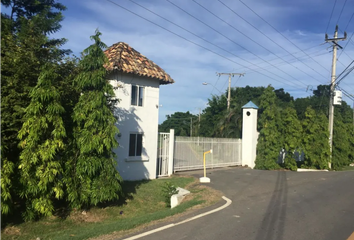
[
  {"xmin": 173, "ymin": 136, "xmax": 242, "ymax": 172},
  {"xmin": 157, "ymin": 130, "xmax": 175, "ymax": 178},
  {"xmin": 157, "ymin": 132, "xmax": 170, "ymax": 177}
]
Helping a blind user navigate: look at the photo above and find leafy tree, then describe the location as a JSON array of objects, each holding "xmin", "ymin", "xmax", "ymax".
[
  {"xmin": 301, "ymin": 107, "xmax": 330, "ymax": 169},
  {"xmin": 17, "ymin": 65, "xmax": 66, "ymax": 220},
  {"xmin": 159, "ymin": 111, "xmax": 197, "ymax": 136},
  {"xmin": 255, "ymin": 85, "xmax": 282, "ymax": 170},
  {"xmin": 280, "ymin": 107, "xmax": 302, "ymax": 170},
  {"xmin": 1, "ymin": 0, "xmax": 69, "ymax": 217},
  {"xmin": 274, "ymin": 88, "xmax": 294, "ymax": 110},
  {"xmin": 199, "ymin": 94, "xmax": 227, "ymax": 137},
  {"xmin": 0, "ymin": 138, "xmax": 14, "ymax": 219},
  {"xmin": 1, "ymin": 0, "xmax": 69, "ymax": 149},
  {"xmin": 199, "ymin": 86, "xmax": 265, "ymax": 138},
  {"xmin": 332, "ymin": 115, "xmax": 354, "ymax": 169},
  {"xmin": 214, "ymin": 106, "xmax": 242, "ymax": 138},
  {"xmin": 65, "ymin": 30, "xmax": 122, "ymax": 209}
]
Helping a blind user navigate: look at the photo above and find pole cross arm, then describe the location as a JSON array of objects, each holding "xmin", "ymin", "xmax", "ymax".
[{"xmin": 325, "ymin": 32, "xmax": 347, "ymax": 42}]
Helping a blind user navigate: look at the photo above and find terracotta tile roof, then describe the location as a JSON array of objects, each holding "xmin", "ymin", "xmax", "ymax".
[{"xmin": 104, "ymin": 42, "xmax": 174, "ymax": 84}]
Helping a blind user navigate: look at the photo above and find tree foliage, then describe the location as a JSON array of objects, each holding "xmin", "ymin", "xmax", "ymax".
[
  {"xmin": 159, "ymin": 111, "xmax": 197, "ymax": 136},
  {"xmin": 255, "ymin": 85, "xmax": 282, "ymax": 170},
  {"xmin": 279, "ymin": 107, "xmax": 302, "ymax": 170},
  {"xmin": 65, "ymin": 30, "xmax": 122, "ymax": 209},
  {"xmin": 18, "ymin": 65, "xmax": 66, "ymax": 220},
  {"xmin": 301, "ymin": 107, "xmax": 330, "ymax": 169},
  {"xmin": 1, "ymin": 0, "xmax": 70, "ymax": 217},
  {"xmin": 1, "ymin": 159, "xmax": 15, "ymax": 216}
]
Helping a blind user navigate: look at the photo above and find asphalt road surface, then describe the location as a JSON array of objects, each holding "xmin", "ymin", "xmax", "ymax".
[{"xmin": 123, "ymin": 168, "xmax": 354, "ymax": 240}]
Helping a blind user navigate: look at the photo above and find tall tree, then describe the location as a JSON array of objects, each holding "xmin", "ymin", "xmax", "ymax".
[
  {"xmin": 255, "ymin": 85, "xmax": 282, "ymax": 170},
  {"xmin": 65, "ymin": 30, "xmax": 122, "ymax": 208},
  {"xmin": 1, "ymin": 0, "xmax": 69, "ymax": 216},
  {"xmin": 301, "ymin": 107, "xmax": 330, "ymax": 169},
  {"xmin": 18, "ymin": 65, "xmax": 66, "ymax": 220},
  {"xmin": 279, "ymin": 107, "xmax": 302, "ymax": 170},
  {"xmin": 332, "ymin": 115, "xmax": 354, "ymax": 169},
  {"xmin": 0, "ymin": 138, "xmax": 14, "ymax": 219},
  {"xmin": 199, "ymin": 94, "xmax": 228, "ymax": 137}
]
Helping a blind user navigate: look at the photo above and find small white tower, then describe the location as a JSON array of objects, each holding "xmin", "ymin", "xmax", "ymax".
[{"xmin": 241, "ymin": 101, "xmax": 259, "ymax": 169}]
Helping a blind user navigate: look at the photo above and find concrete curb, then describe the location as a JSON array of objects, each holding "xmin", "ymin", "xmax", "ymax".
[
  {"xmin": 123, "ymin": 196, "xmax": 232, "ymax": 240},
  {"xmin": 297, "ymin": 169, "xmax": 329, "ymax": 172},
  {"xmin": 171, "ymin": 187, "xmax": 190, "ymax": 209}
]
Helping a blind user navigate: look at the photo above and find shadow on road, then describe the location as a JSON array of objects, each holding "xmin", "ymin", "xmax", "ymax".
[{"xmin": 255, "ymin": 171, "xmax": 288, "ymax": 240}]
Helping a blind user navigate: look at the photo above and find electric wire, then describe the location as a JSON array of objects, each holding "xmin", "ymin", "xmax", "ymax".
[
  {"xmin": 336, "ymin": 0, "xmax": 348, "ymax": 25},
  {"xmin": 166, "ymin": 0, "xmax": 309, "ymax": 88},
  {"xmin": 326, "ymin": 0, "xmax": 338, "ymax": 33},
  {"xmin": 192, "ymin": 0, "xmax": 329, "ymax": 81},
  {"xmin": 238, "ymin": 0, "xmax": 330, "ymax": 75},
  {"xmin": 192, "ymin": 0, "xmax": 328, "ymax": 84},
  {"xmin": 217, "ymin": 0, "xmax": 327, "ymax": 84},
  {"xmin": 109, "ymin": 0, "xmax": 308, "ymax": 91},
  {"xmin": 106, "ymin": 0, "xmax": 340, "ymax": 96},
  {"xmin": 343, "ymin": 12, "xmax": 354, "ymax": 31},
  {"xmin": 128, "ymin": 0, "xmax": 300, "ymax": 87}
]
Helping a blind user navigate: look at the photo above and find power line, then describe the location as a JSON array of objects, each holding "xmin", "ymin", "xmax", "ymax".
[
  {"xmin": 343, "ymin": 12, "xmax": 354, "ymax": 31},
  {"xmin": 217, "ymin": 0, "xmax": 327, "ymax": 84},
  {"xmin": 118, "ymin": 0, "xmax": 309, "ymax": 91},
  {"xmin": 335, "ymin": 60, "xmax": 354, "ymax": 86},
  {"xmin": 336, "ymin": 0, "xmax": 348, "ymax": 25},
  {"xmin": 326, "ymin": 0, "xmax": 338, "ymax": 33},
  {"xmin": 128, "ymin": 0, "xmax": 303, "ymax": 89},
  {"xmin": 338, "ymin": 31, "xmax": 354, "ymax": 60},
  {"xmin": 238, "ymin": 0, "xmax": 330, "ymax": 75},
  {"xmin": 194, "ymin": 0, "xmax": 330, "ymax": 82},
  {"xmin": 166, "ymin": 0, "xmax": 309, "ymax": 88},
  {"xmin": 235, "ymin": 50, "xmax": 330, "ymax": 76},
  {"xmin": 106, "ymin": 0, "xmax": 321, "ymax": 93},
  {"xmin": 192, "ymin": 0, "xmax": 329, "ymax": 81}
]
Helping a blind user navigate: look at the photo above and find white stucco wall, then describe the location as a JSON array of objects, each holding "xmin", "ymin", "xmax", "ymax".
[
  {"xmin": 241, "ymin": 108, "xmax": 258, "ymax": 169},
  {"xmin": 108, "ymin": 72, "xmax": 160, "ymax": 180}
]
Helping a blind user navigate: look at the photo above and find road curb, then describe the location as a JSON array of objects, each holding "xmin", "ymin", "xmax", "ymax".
[{"xmin": 123, "ymin": 196, "xmax": 232, "ymax": 240}]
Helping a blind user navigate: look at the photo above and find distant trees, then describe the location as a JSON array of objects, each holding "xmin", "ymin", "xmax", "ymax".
[
  {"xmin": 159, "ymin": 84, "xmax": 354, "ymax": 171},
  {"xmin": 159, "ymin": 111, "xmax": 197, "ymax": 136}
]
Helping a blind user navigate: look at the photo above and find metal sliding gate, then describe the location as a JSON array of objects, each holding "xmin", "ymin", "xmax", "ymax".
[
  {"xmin": 173, "ymin": 137, "xmax": 242, "ymax": 172},
  {"xmin": 157, "ymin": 132, "xmax": 170, "ymax": 177}
]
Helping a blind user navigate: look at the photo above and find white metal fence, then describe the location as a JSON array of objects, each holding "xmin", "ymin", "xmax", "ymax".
[
  {"xmin": 173, "ymin": 137, "xmax": 242, "ymax": 172},
  {"xmin": 157, "ymin": 133, "xmax": 170, "ymax": 177}
]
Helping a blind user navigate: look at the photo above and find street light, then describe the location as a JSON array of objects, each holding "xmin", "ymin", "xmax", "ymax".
[{"xmin": 202, "ymin": 82, "xmax": 223, "ymax": 94}]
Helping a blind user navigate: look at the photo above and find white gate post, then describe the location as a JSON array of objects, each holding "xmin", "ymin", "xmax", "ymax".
[
  {"xmin": 168, "ymin": 129, "xmax": 175, "ymax": 176},
  {"xmin": 241, "ymin": 101, "xmax": 259, "ymax": 169}
]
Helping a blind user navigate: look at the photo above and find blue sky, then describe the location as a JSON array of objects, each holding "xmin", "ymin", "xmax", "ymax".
[{"xmin": 5, "ymin": 0, "xmax": 354, "ymax": 123}]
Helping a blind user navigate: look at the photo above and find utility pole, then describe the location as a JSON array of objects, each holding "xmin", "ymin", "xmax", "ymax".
[
  {"xmin": 216, "ymin": 72, "xmax": 244, "ymax": 110},
  {"xmin": 325, "ymin": 25, "xmax": 347, "ymax": 169}
]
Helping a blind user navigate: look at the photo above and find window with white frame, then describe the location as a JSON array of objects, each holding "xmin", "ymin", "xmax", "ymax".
[
  {"xmin": 131, "ymin": 85, "xmax": 144, "ymax": 106},
  {"xmin": 129, "ymin": 133, "xmax": 143, "ymax": 156}
]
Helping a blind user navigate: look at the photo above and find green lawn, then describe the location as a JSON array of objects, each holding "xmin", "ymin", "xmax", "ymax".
[
  {"xmin": 2, "ymin": 176, "xmax": 220, "ymax": 240},
  {"xmin": 336, "ymin": 165, "xmax": 354, "ymax": 171}
]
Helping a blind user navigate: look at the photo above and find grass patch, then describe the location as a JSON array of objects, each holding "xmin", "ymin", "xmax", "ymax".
[
  {"xmin": 2, "ymin": 176, "xmax": 221, "ymax": 240},
  {"xmin": 336, "ymin": 165, "xmax": 354, "ymax": 171}
]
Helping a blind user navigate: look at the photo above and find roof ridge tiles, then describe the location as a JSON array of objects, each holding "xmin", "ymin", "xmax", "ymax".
[{"xmin": 104, "ymin": 42, "xmax": 174, "ymax": 84}]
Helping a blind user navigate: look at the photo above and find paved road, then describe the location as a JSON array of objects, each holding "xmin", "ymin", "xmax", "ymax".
[{"xmin": 125, "ymin": 168, "xmax": 354, "ymax": 240}]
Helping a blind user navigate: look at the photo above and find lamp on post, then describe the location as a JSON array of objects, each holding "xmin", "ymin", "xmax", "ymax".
[{"xmin": 202, "ymin": 82, "xmax": 223, "ymax": 94}]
